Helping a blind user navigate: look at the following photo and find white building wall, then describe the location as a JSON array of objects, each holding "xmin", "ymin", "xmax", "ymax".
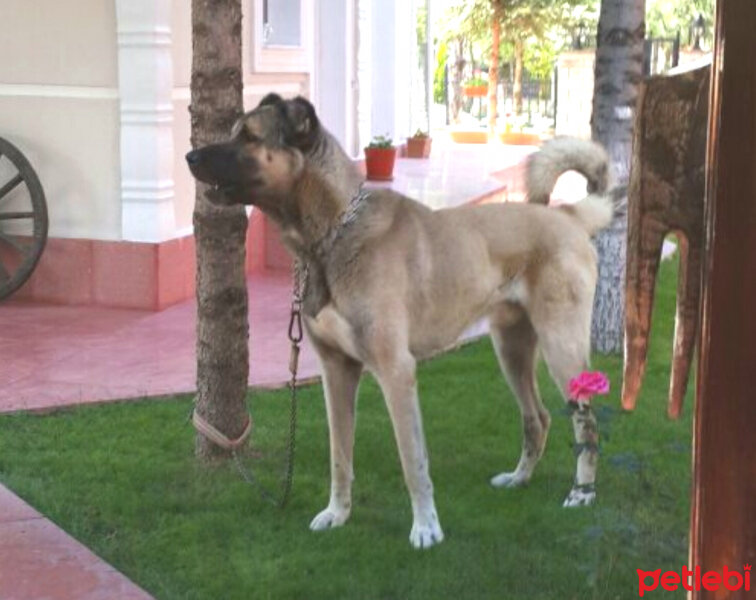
[
  {"xmin": 0, "ymin": 0, "xmax": 398, "ymax": 243},
  {"xmin": 171, "ymin": 1, "xmax": 195, "ymax": 235},
  {"xmin": 555, "ymin": 50, "xmax": 595, "ymax": 140},
  {"xmin": 0, "ymin": 0, "xmax": 121, "ymax": 240}
]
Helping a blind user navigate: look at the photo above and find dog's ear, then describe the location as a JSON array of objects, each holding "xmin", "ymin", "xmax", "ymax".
[
  {"xmin": 286, "ymin": 97, "xmax": 319, "ymax": 133},
  {"xmin": 284, "ymin": 96, "xmax": 320, "ymax": 150},
  {"xmin": 258, "ymin": 93, "xmax": 286, "ymax": 109}
]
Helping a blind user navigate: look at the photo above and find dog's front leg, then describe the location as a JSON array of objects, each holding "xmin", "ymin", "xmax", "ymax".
[
  {"xmin": 310, "ymin": 348, "xmax": 362, "ymax": 531},
  {"xmin": 375, "ymin": 355, "xmax": 444, "ymax": 549}
]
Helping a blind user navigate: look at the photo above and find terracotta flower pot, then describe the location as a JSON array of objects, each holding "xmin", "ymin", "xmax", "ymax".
[
  {"xmin": 364, "ymin": 146, "xmax": 397, "ymax": 181},
  {"xmin": 406, "ymin": 137, "xmax": 432, "ymax": 158},
  {"xmin": 464, "ymin": 85, "xmax": 488, "ymax": 98}
]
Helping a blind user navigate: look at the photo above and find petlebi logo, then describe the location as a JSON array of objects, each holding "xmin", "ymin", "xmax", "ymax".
[{"xmin": 637, "ymin": 564, "xmax": 751, "ymax": 596}]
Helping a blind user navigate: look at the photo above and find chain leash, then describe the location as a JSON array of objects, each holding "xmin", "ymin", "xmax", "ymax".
[
  {"xmin": 200, "ymin": 188, "xmax": 365, "ymax": 504},
  {"xmin": 194, "ymin": 260, "xmax": 307, "ymax": 509},
  {"xmin": 278, "ymin": 258, "xmax": 308, "ymax": 507}
]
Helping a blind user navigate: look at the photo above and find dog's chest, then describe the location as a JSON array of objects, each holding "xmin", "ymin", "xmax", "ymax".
[
  {"xmin": 302, "ymin": 262, "xmax": 330, "ymax": 318},
  {"xmin": 304, "ymin": 304, "xmax": 361, "ymax": 360}
]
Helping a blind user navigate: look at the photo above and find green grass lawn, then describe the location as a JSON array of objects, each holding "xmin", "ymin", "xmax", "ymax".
[{"xmin": 0, "ymin": 258, "xmax": 693, "ymax": 600}]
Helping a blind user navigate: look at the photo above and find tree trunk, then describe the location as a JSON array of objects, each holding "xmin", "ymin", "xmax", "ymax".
[
  {"xmin": 450, "ymin": 37, "xmax": 465, "ymax": 124},
  {"xmin": 190, "ymin": 0, "xmax": 250, "ymax": 460},
  {"xmin": 513, "ymin": 38, "xmax": 524, "ymax": 114},
  {"xmin": 589, "ymin": 0, "xmax": 645, "ymax": 354},
  {"xmin": 488, "ymin": 8, "xmax": 500, "ymax": 134}
]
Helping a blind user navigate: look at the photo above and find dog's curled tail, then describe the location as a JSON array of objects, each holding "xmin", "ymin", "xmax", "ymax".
[
  {"xmin": 560, "ymin": 194, "xmax": 614, "ymax": 236},
  {"xmin": 526, "ymin": 137, "xmax": 610, "ymax": 204}
]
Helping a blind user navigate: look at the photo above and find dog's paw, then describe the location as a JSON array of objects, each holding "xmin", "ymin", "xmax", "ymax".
[
  {"xmin": 490, "ymin": 471, "xmax": 529, "ymax": 488},
  {"xmin": 409, "ymin": 519, "xmax": 444, "ymax": 549},
  {"xmin": 562, "ymin": 484, "xmax": 596, "ymax": 507},
  {"xmin": 309, "ymin": 506, "xmax": 350, "ymax": 531}
]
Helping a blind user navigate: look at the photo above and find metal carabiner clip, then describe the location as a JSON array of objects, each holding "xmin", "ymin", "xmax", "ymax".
[{"xmin": 288, "ymin": 308, "xmax": 303, "ymax": 344}]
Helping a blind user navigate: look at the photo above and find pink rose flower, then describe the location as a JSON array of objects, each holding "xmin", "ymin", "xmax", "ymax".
[{"xmin": 568, "ymin": 371, "xmax": 610, "ymax": 403}]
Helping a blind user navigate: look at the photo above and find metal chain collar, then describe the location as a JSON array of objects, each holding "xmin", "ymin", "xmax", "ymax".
[{"xmin": 314, "ymin": 185, "xmax": 372, "ymax": 257}]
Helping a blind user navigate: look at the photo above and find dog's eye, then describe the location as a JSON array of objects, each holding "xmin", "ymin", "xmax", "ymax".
[{"xmin": 241, "ymin": 129, "xmax": 260, "ymax": 144}]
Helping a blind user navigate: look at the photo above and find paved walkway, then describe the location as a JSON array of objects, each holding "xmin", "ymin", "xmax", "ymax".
[
  {"xmin": 0, "ymin": 141, "xmax": 554, "ymax": 600},
  {"xmin": 0, "ymin": 269, "xmax": 319, "ymax": 413},
  {"xmin": 0, "ymin": 485, "xmax": 153, "ymax": 599}
]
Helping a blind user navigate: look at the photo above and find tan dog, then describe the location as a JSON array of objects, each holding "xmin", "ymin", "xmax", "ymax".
[{"xmin": 186, "ymin": 96, "xmax": 613, "ymax": 549}]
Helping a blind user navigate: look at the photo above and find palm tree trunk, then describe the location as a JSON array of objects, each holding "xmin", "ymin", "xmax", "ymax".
[
  {"xmin": 513, "ymin": 38, "xmax": 524, "ymax": 114},
  {"xmin": 488, "ymin": 7, "xmax": 500, "ymax": 134},
  {"xmin": 590, "ymin": 0, "xmax": 645, "ymax": 354},
  {"xmin": 190, "ymin": 0, "xmax": 250, "ymax": 460}
]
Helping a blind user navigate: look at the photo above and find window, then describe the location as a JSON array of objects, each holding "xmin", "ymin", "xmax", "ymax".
[
  {"xmin": 252, "ymin": 0, "xmax": 312, "ymax": 73},
  {"xmin": 263, "ymin": 0, "xmax": 302, "ymax": 47}
]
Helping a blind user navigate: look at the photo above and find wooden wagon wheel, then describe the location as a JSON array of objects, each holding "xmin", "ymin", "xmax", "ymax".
[{"xmin": 0, "ymin": 137, "xmax": 48, "ymax": 300}]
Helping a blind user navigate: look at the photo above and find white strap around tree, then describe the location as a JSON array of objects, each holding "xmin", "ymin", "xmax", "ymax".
[{"xmin": 192, "ymin": 409, "xmax": 253, "ymax": 450}]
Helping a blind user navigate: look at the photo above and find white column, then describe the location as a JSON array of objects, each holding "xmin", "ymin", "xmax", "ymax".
[
  {"xmin": 370, "ymin": 0, "xmax": 411, "ymax": 143},
  {"xmin": 356, "ymin": 0, "xmax": 372, "ymax": 153},
  {"xmin": 314, "ymin": 0, "xmax": 357, "ymax": 154},
  {"xmin": 116, "ymin": 0, "xmax": 176, "ymax": 242}
]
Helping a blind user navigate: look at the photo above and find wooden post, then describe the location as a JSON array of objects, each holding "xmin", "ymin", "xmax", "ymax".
[
  {"xmin": 691, "ymin": 1, "xmax": 756, "ymax": 595},
  {"xmin": 622, "ymin": 65, "xmax": 709, "ymax": 419}
]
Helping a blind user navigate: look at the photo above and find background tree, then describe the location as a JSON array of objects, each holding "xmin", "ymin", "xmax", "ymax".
[
  {"xmin": 646, "ymin": 0, "xmax": 714, "ymax": 48},
  {"xmin": 503, "ymin": 0, "xmax": 597, "ymax": 113},
  {"xmin": 436, "ymin": 0, "xmax": 596, "ymax": 124},
  {"xmin": 589, "ymin": 0, "xmax": 645, "ymax": 353},
  {"xmin": 190, "ymin": 0, "xmax": 250, "ymax": 460},
  {"xmin": 488, "ymin": 3, "xmax": 502, "ymax": 133},
  {"xmin": 433, "ymin": 41, "xmax": 448, "ymax": 105},
  {"xmin": 437, "ymin": 2, "xmax": 489, "ymax": 123}
]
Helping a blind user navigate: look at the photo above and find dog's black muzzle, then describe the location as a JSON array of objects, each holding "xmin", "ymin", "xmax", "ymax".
[
  {"xmin": 186, "ymin": 143, "xmax": 239, "ymax": 184},
  {"xmin": 186, "ymin": 142, "xmax": 260, "ymax": 205}
]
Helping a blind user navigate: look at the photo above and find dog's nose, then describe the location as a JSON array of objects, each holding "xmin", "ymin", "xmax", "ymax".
[{"xmin": 185, "ymin": 150, "xmax": 201, "ymax": 166}]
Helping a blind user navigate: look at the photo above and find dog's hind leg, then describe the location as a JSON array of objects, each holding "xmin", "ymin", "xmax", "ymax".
[
  {"xmin": 488, "ymin": 303, "xmax": 551, "ymax": 488},
  {"xmin": 309, "ymin": 345, "xmax": 363, "ymax": 532},
  {"xmin": 534, "ymin": 312, "xmax": 599, "ymax": 508},
  {"xmin": 525, "ymin": 258, "xmax": 601, "ymax": 507},
  {"xmin": 372, "ymin": 349, "xmax": 443, "ymax": 549}
]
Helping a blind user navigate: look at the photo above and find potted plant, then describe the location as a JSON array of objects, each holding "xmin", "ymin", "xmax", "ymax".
[
  {"xmin": 499, "ymin": 116, "xmax": 542, "ymax": 146},
  {"xmin": 364, "ymin": 134, "xmax": 396, "ymax": 181},
  {"xmin": 463, "ymin": 77, "xmax": 488, "ymax": 97},
  {"xmin": 406, "ymin": 129, "xmax": 432, "ymax": 158}
]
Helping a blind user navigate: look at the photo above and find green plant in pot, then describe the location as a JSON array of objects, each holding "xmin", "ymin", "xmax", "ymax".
[
  {"xmin": 406, "ymin": 129, "xmax": 432, "ymax": 159},
  {"xmin": 364, "ymin": 134, "xmax": 396, "ymax": 181}
]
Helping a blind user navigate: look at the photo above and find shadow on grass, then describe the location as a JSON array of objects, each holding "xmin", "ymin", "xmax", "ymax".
[{"xmin": 0, "ymin": 259, "xmax": 692, "ymax": 600}]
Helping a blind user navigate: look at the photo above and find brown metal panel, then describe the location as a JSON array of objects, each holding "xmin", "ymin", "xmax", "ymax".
[{"xmin": 691, "ymin": 1, "xmax": 756, "ymax": 598}]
